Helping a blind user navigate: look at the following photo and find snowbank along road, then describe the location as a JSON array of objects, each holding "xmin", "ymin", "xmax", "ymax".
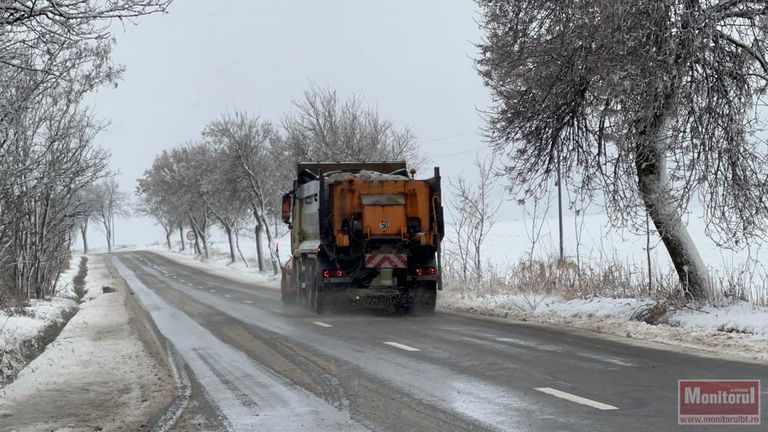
[{"xmin": 112, "ymin": 251, "xmax": 768, "ymax": 431}]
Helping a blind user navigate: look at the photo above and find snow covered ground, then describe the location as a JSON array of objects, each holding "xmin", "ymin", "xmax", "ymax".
[
  {"xmin": 439, "ymin": 291, "xmax": 768, "ymax": 362},
  {"xmin": 0, "ymin": 254, "xmax": 175, "ymax": 431},
  {"xmin": 0, "ymin": 256, "xmax": 80, "ymax": 385},
  {"xmin": 437, "ymin": 211, "xmax": 768, "ymax": 360}
]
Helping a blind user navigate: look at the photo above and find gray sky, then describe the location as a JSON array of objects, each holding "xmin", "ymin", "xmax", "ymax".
[{"xmin": 88, "ymin": 0, "xmax": 492, "ymax": 193}]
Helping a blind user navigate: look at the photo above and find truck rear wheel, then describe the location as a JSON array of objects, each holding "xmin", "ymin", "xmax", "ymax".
[
  {"xmin": 412, "ymin": 285, "xmax": 437, "ymax": 314},
  {"xmin": 298, "ymin": 259, "xmax": 312, "ymax": 309},
  {"xmin": 305, "ymin": 262, "xmax": 324, "ymax": 314},
  {"xmin": 281, "ymin": 292, "xmax": 297, "ymax": 306}
]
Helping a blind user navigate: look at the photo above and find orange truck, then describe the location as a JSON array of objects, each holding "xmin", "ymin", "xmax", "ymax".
[{"xmin": 280, "ymin": 161, "xmax": 444, "ymax": 314}]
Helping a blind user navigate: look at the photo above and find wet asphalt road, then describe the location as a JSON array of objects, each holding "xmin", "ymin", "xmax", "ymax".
[{"xmin": 111, "ymin": 251, "xmax": 767, "ymax": 432}]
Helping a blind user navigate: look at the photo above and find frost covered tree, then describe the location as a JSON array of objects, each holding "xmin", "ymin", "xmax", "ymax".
[
  {"xmin": 92, "ymin": 178, "xmax": 129, "ymax": 253},
  {"xmin": 200, "ymin": 147, "xmax": 250, "ymax": 265},
  {"xmin": 162, "ymin": 144, "xmax": 213, "ymax": 260},
  {"xmin": 203, "ymin": 111, "xmax": 288, "ymax": 274},
  {"xmin": 0, "ymin": 1, "xmax": 172, "ymax": 302},
  {"xmin": 74, "ymin": 185, "xmax": 103, "ymax": 254},
  {"xmin": 0, "ymin": 93, "xmax": 108, "ymax": 300},
  {"xmin": 283, "ymin": 86, "xmax": 423, "ymax": 167},
  {"xmin": 137, "ymin": 151, "xmax": 180, "ymax": 249},
  {"xmin": 476, "ymin": 0, "xmax": 768, "ymax": 299}
]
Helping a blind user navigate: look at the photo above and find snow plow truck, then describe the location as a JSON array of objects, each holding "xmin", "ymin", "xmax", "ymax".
[{"xmin": 280, "ymin": 161, "xmax": 445, "ymax": 314}]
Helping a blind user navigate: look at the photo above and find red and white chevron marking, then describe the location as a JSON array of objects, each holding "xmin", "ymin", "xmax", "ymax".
[{"xmin": 365, "ymin": 253, "xmax": 408, "ymax": 269}]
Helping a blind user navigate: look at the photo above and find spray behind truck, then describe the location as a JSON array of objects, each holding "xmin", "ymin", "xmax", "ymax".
[{"xmin": 280, "ymin": 161, "xmax": 444, "ymax": 314}]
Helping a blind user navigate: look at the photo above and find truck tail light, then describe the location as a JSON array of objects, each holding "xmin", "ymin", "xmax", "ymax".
[
  {"xmin": 322, "ymin": 269, "xmax": 344, "ymax": 278},
  {"xmin": 415, "ymin": 267, "xmax": 437, "ymax": 276}
]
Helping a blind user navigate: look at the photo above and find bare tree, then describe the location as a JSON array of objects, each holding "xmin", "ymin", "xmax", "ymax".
[
  {"xmin": 0, "ymin": 94, "xmax": 108, "ymax": 300},
  {"xmin": 74, "ymin": 185, "xmax": 102, "ymax": 253},
  {"xmin": 518, "ymin": 190, "xmax": 552, "ymax": 265},
  {"xmin": 171, "ymin": 144, "xmax": 213, "ymax": 260},
  {"xmin": 0, "ymin": 0, "xmax": 171, "ymax": 304},
  {"xmin": 476, "ymin": 0, "xmax": 768, "ymax": 299},
  {"xmin": 201, "ymin": 147, "xmax": 250, "ymax": 264},
  {"xmin": 283, "ymin": 85, "xmax": 423, "ymax": 166},
  {"xmin": 204, "ymin": 111, "xmax": 288, "ymax": 274},
  {"xmin": 92, "ymin": 178, "xmax": 128, "ymax": 253},
  {"xmin": 138, "ymin": 144, "xmax": 217, "ymax": 260},
  {"xmin": 447, "ymin": 156, "xmax": 500, "ymax": 283},
  {"xmin": 138, "ymin": 151, "xmax": 178, "ymax": 249}
]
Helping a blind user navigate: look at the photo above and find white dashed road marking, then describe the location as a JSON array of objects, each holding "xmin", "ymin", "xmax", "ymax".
[
  {"xmin": 210, "ymin": 289, "xmax": 217, "ymax": 293},
  {"xmin": 243, "ymin": 300, "xmax": 253, "ymax": 304},
  {"xmin": 383, "ymin": 342, "xmax": 420, "ymax": 352},
  {"xmin": 534, "ymin": 387, "xmax": 618, "ymax": 410},
  {"xmin": 224, "ymin": 294, "xmax": 232, "ymax": 298},
  {"xmin": 312, "ymin": 321, "xmax": 333, "ymax": 328}
]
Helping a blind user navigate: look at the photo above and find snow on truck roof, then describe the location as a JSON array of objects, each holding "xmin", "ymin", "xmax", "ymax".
[
  {"xmin": 297, "ymin": 161, "xmax": 406, "ymax": 176},
  {"xmin": 325, "ymin": 170, "xmax": 410, "ymax": 183}
]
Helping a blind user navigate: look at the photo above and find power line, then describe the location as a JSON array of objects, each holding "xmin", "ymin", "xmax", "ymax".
[
  {"xmin": 431, "ymin": 145, "xmax": 490, "ymax": 160},
  {"xmin": 418, "ymin": 130, "xmax": 478, "ymax": 143}
]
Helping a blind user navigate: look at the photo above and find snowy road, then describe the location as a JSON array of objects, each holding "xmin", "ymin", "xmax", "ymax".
[{"xmin": 112, "ymin": 251, "xmax": 767, "ymax": 431}]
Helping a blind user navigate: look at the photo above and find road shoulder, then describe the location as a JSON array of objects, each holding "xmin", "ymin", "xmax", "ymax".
[{"xmin": 0, "ymin": 254, "xmax": 176, "ymax": 432}]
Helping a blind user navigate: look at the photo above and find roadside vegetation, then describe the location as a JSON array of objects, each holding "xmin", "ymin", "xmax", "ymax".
[
  {"xmin": 0, "ymin": 1, "xmax": 170, "ymax": 308},
  {"xmin": 442, "ymin": 149, "xmax": 767, "ymax": 345},
  {"xmin": 72, "ymin": 257, "xmax": 89, "ymax": 301},
  {"xmin": 0, "ymin": 260, "xmax": 83, "ymax": 386}
]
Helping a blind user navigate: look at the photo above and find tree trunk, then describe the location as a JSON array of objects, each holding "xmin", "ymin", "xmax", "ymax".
[
  {"xmin": 188, "ymin": 216, "xmax": 201, "ymax": 256},
  {"xmin": 635, "ymin": 116, "xmax": 708, "ymax": 300},
  {"xmin": 259, "ymin": 214, "xmax": 280, "ymax": 275},
  {"xmin": 105, "ymin": 224, "xmax": 112, "ymax": 253},
  {"xmin": 188, "ymin": 214, "xmax": 209, "ymax": 259},
  {"xmin": 178, "ymin": 224, "xmax": 185, "ymax": 251},
  {"xmin": 100, "ymin": 212, "xmax": 113, "ymax": 253},
  {"xmin": 111, "ymin": 214, "xmax": 116, "ymax": 250},
  {"xmin": 165, "ymin": 230, "xmax": 172, "ymax": 249},
  {"xmin": 80, "ymin": 219, "xmax": 88, "ymax": 254},
  {"xmin": 235, "ymin": 229, "xmax": 249, "ymax": 267},
  {"xmin": 201, "ymin": 226, "xmax": 209, "ymax": 259},
  {"xmin": 224, "ymin": 224, "xmax": 236, "ymax": 264},
  {"xmin": 254, "ymin": 222, "xmax": 265, "ymax": 272}
]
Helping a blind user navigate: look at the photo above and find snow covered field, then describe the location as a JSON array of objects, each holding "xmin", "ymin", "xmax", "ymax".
[{"xmin": 477, "ymin": 212, "xmax": 768, "ymax": 304}]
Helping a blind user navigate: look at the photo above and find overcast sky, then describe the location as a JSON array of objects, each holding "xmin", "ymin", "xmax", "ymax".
[
  {"xmin": 88, "ymin": 0, "xmax": 492, "ymax": 190},
  {"xmin": 82, "ymin": 0, "xmax": 501, "ymax": 248}
]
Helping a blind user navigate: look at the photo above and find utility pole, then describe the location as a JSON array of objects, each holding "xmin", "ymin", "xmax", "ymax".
[
  {"xmin": 646, "ymin": 212, "xmax": 652, "ymax": 294},
  {"xmin": 557, "ymin": 146, "xmax": 564, "ymax": 261}
]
